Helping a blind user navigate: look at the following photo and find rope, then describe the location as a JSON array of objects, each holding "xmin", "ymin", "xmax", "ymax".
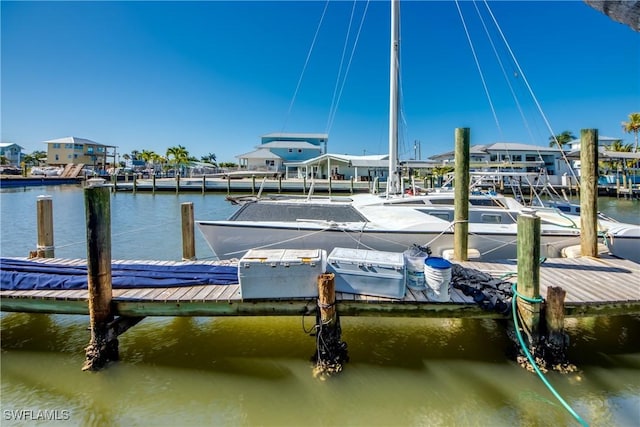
[{"xmin": 511, "ymin": 283, "xmax": 589, "ymax": 426}]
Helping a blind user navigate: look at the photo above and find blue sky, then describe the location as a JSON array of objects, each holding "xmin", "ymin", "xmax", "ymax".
[{"xmin": 2, "ymin": 1, "xmax": 638, "ymax": 163}]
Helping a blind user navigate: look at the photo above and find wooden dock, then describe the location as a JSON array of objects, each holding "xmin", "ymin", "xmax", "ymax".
[{"xmin": 2, "ymin": 256, "xmax": 639, "ymax": 319}]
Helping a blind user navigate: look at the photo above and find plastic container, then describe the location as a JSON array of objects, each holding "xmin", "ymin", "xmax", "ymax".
[
  {"xmin": 327, "ymin": 247, "xmax": 405, "ymax": 298},
  {"xmin": 424, "ymin": 256, "xmax": 452, "ymax": 302},
  {"xmin": 404, "ymin": 248, "xmax": 428, "ymax": 291},
  {"xmin": 239, "ymin": 249, "xmax": 326, "ymax": 299}
]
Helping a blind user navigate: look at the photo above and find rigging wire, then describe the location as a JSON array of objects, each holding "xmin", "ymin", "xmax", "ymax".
[
  {"xmin": 282, "ymin": 0, "xmax": 331, "ymax": 133},
  {"xmin": 326, "ymin": 1, "xmax": 371, "ymax": 135},
  {"xmin": 455, "ymin": 0, "xmax": 503, "ymax": 139},
  {"xmin": 481, "ymin": 0, "xmax": 580, "ymax": 183}
]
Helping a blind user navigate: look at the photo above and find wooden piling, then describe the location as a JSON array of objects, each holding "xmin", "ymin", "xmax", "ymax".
[
  {"xmin": 278, "ymin": 176, "xmax": 283, "ymax": 193},
  {"xmin": 36, "ymin": 195, "xmax": 55, "ymax": 258},
  {"xmin": 350, "ymin": 177, "xmax": 354, "ymax": 194},
  {"xmin": 82, "ymin": 184, "xmax": 116, "ymax": 371},
  {"xmin": 252, "ymin": 175, "xmax": 256, "ymax": 195},
  {"xmin": 226, "ymin": 174, "xmax": 231, "ymax": 195},
  {"xmin": 152, "ymin": 174, "xmax": 156, "ymax": 194},
  {"xmin": 517, "ymin": 209, "xmax": 541, "ymax": 346},
  {"xmin": 454, "ymin": 127, "xmax": 470, "ymax": 261},
  {"xmin": 176, "ymin": 175, "xmax": 180, "ymax": 195},
  {"xmin": 544, "ymin": 286, "xmax": 566, "ymax": 349},
  {"xmin": 328, "ymin": 176, "xmax": 332, "ymax": 196},
  {"xmin": 202, "ymin": 175, "xmax": 206, "ymax": 194},
  {"xmin": 313, "ymin": 273, "xmax": 348, "ymax": 378},
  {"xmin": 318, "ymin": 273, "xmax": 336, "ymax": 326},
  {"xmin": 132, "ymin": 174, "xmax": 137, "ymax": 194},
  {"xmin": 303, "ymin": 176, "xmax": 307, "ymax": 195},
  {"xmin": 181, "ymin": 202, "xmax": 196, "ymax": 261},
  {"xmin": 580, "ymin": 129, "xmax": 598, "ymax": 257}
]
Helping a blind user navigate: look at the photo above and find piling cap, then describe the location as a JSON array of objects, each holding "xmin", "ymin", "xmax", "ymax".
[{"xmin": 425, "ymin": 257, "xmax": 451, "ymax": 269}]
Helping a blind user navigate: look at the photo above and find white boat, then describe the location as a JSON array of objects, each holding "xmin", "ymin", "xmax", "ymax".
[{"xmin": 197, "ymin": 0, "xmax": 640, "ymax": 263}]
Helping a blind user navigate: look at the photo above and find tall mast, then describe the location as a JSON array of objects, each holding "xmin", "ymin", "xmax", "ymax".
[{"xmin": 387, "ymin": 0, "xmax": 400, "ymax": 196}]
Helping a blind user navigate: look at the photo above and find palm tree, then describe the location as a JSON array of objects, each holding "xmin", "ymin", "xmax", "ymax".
[
  {"xmin": 548, "ymin": 131, "xmax": 576, "ymax": 148},
  {"xmin": 140, "ymin": 150, "xmax": 156, "ymax": 171},
  {"xmin": 621, "ymin": 112, "xmax": 640, "ymax": 153},
  {"xmin": 166, "ymin": 145, "xmax": 189, "ymax": 176},
  {"xmin": 201, "ymin": 153, "xmax": 217, "ymax": 165}
]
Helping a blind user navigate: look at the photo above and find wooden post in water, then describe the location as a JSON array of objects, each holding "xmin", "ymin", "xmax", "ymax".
[
  {"xmin": 313, "ymin": 273, "xmax": 347, "ymax": 378},
  {"xmin": 303, "ymin": 176, "xmax": 307, "ymax": 195},
  {"xmin": 181, "ymin": 202, "xmax": 196, "ymax": 261},
  {"xmin": 580, "ymin": 129, "xmax": 598, "ymax": 258},
  {"xmin": 176, "ymin": 174, "xmax": 180, "ymax": 195},
  {"xmin": 328, "ymin": 176, "xmax": 332, "ymax": 196},
  {"xmin": 278, "ymin": 175, "xmax": 283, "ymax": 193},
  {"xmin": 152, "ymin": 174, "xmax": 156, "ymax": 194},
  {"xmin": 36, "ymin": 195, "xmax": 55, "ymax": 258},
  {"xmin": 454, "ymin": 128, "xmax": 470, "ymax": 261},
  {"xmin": 132, "ymin": 174, "xmax": 137, "ymax": 194},
  {"xmin": 544, "ymin": 286, "xmax": 567, "ymax": 350},
  {"xmin": 517, "ymin": 209, "xmax": 541, "ymax": 346},
  {"xmin": 226, "ymin": 174, "xmax": 231, "ymax": 195},
  {"xmin": 202, "ymin": 175, "xmax": 206, "ymax": 194},
  {"xmin": 252, "ymin": 175, "xmax": 256, "ymax": 195},
  {"xmin": 82, "ymin": 184, "xmax": 116, "ymax": 371},
  {"xmin": 350, "ymin": 177, "xmax": 354, "ymax": 194}
]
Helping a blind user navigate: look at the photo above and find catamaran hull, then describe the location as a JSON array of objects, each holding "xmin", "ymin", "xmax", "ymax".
[{"xmin": 196, "ymin": 221, "xmax": 637, "ymax": 262}]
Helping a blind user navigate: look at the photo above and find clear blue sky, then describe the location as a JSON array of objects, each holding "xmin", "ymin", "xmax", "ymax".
[{"xmin": 2, "ymin": 1, "xmax": 638, "ymax": 163}]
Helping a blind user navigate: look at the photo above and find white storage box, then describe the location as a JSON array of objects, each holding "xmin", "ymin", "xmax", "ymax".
[
  {"xmin": 327, "ymin": 248, "xmax": 406, "ymax": 299},
  {"xmin": 238, "ymin": 249, "xmax": 326, "ymax": 299}
]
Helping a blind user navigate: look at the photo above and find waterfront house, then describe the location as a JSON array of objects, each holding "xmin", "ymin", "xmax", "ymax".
[
  {"xmin": 283, "ymin": 153, "xmax": 390, "ymax": 181},
  {"xmin": 428, "ymin": 142, "xmax": 572, "ymax": 185},
  {"xmin": 236, "ymin": 133, "xmax": 327, "ymax": 173},
  {"xmin": 44, "ymin": 137, "xmax": 117, "ymax": 172},
  {"xmin": 0, "ymin": 142, "xmax": 24, "ymax": 166}
]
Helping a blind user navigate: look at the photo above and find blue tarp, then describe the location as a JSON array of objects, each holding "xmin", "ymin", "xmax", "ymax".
[{"xmin": 0, "ymin": 258, "xmax": 239, "ymax": 290}]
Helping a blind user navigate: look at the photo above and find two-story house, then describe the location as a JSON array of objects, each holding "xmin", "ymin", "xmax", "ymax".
[
  {"xmin": 45, "ymin": 137, "xmax": 117, "ymax": 171},
  {"xmin": 236, "ymin": 133, "xmax": 327, "ymax": 173},
  {"xmin": 0, "ymin": 143, "xmax": 24, "ymax": 166}
]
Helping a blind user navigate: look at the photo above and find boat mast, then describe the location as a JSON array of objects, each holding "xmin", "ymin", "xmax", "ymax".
[{"xmin": 387, "ymin": 0, "xmax": 400, "ymax": 196}]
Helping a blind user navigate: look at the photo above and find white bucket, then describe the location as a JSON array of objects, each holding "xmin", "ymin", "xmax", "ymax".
[
  {"xmin": 424, "ymin": 257, "xmax": 452, "ymax": 302},
  {"xmin": 404, "ymin": 249, "xmax": 427, "ymax": 291}
]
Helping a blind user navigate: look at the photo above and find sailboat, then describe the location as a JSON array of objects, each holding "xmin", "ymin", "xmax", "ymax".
[{"xmin": 196, "ymin": 0, "xmax": 640, "ymax": 263}]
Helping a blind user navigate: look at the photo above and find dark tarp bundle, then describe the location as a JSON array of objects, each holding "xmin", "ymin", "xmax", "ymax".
[
  {"xmin": 450, "ymin": 263, "xmax": 513, "ymax": 314},
  {"xmin": 0, "ymin": 258, "xmax": 239, "ymax": 290}
]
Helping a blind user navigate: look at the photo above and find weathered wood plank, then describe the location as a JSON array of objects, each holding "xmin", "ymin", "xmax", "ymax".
[{"xmin": 2, "ymin": 256, "xmax": 640, "ymax": 318}]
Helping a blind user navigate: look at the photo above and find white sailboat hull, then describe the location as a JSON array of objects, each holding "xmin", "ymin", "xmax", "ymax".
[{"xmin": 197, "ymin": 219, "xmax": 639, "ymax": 262}]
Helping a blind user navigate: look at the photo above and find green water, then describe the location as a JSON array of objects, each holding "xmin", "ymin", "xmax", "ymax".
[
  {"xmin": 2, "ymin": 314, "xmax": 639, "ymax": 427},
  {"xmin": 1, "ymin": 186, "xmax": 639, "ymax": 426}
]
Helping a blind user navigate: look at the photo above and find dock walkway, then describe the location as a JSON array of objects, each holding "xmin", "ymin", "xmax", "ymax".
[{"xmin": 2, "ymin": 256, "xmax": 639, "ymax": 318}]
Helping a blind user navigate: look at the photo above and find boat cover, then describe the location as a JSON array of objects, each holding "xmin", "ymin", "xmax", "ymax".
[{"xmin": 0, "ymin": 258, "xmax": 239, "ymax": 290}]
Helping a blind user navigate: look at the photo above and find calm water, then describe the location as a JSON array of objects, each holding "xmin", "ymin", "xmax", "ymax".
[{"xmin": 1, "ymin": 185, "xmax": 639, "ymax": 427}]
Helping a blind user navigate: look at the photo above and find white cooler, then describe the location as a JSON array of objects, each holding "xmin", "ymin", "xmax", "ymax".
[
  {"xmin": 327, "ymin": 247, "xmax": 406, "ymax": 299},
  {"xmin": 238, "ymin": 249, "xmax": 326, "ymax": 299}
]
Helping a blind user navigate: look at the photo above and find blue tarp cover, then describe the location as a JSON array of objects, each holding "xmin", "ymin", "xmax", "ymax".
[{"xmin": 0, "ymin": 258, "xmax": 239, "ymax": 290}]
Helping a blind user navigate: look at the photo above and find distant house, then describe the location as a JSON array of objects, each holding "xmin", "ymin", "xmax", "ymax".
[
  {"xmin": 284, "ymin": 153, "xmax": 389, "ymax": 181},
  {"xmin": 236, "ymin": 133, "xmax": 327, "ymax": 172},
  {"xmin": 0, "ymin": 143, "xmax": 24, "ymax": 166},
  {"xmin": 44, "ymin": 137, "xmax": 117, "ymax": 170},
  {"xmin": 429, "ymin": 142, "xmax": 572, "ymax": 179}
]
